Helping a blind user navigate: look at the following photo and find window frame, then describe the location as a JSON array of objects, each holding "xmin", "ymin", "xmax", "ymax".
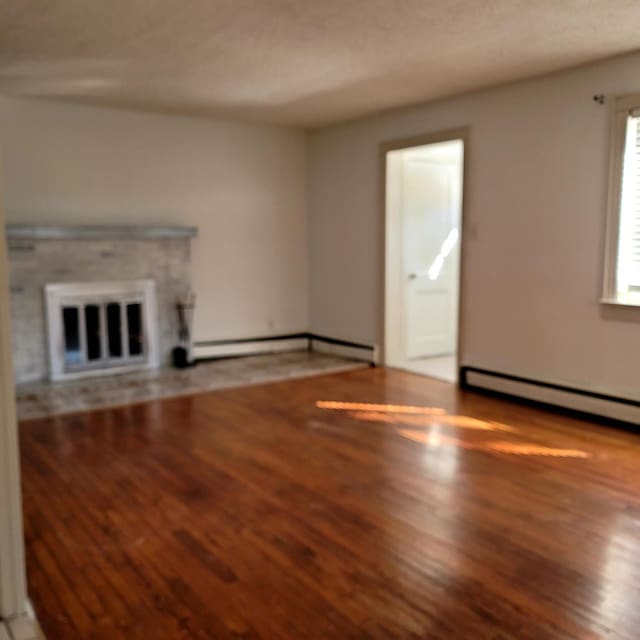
[{"xmin": 602, "ymin": 92, "xmax": 640, "ymax": 307}]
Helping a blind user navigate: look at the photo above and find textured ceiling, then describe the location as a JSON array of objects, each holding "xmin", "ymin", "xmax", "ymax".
[{"xmin": 0, "ymin": 1, "xmax": 639, "ymax": 129}]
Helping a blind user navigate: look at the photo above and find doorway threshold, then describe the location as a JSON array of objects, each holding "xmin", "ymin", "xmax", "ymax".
[{"xmin": 401, "ymin": 355, "xmax": 457, "ymax": 383}]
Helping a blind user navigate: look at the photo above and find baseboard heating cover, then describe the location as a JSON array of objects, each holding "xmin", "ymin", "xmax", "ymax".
[
  {"xmin": 194, "ymin": 332, "xmax": 377, "ymax": 363},
  {"xmin": 460, "ymin": 366, "xmax": 640, "ymax": 426}
]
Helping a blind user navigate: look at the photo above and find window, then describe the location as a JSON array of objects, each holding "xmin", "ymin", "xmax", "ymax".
[{"xmin": 603, "ymin": 93, "xmax": 640, "ymax": 305}]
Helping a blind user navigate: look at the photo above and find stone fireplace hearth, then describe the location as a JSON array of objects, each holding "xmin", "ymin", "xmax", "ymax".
[{"xmin": 7, "ymin": 224, "xmax": 197, "ymax": 383}]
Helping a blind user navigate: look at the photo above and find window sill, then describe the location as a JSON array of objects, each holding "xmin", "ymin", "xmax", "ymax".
[{"xmin": 600, "ymin": 295, "xmax": 640, "ymax": 308}]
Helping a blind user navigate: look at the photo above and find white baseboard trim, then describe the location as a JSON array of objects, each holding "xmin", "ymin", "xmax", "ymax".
[
  {"xmin": 462, "ymin": 367, "xmax": 640, "ymax": 426},
  {"xmin": 4, "ymin": 610, "xmax": 44, "ymax": 640},
  {"xmin": 193, "ymin": 336, "xmax": 308, "ymax": 360}
]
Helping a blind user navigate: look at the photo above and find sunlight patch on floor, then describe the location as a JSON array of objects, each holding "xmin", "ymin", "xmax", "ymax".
[
  {"xmin": 399, "ymin": 429, "xmax": 590, "ymax": 458},
  {"xmin": 316, "ymin": 400, "xmax": 445, "ymax": 415},
  {"xmin": 347, "ymin": 410, "xmax": 516, "ymax": 432},
  {"xmin": 317, "ymin": 400, "xmax": 590, "ymax": 459}
]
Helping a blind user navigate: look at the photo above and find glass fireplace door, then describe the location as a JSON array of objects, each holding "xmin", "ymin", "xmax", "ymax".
[{"xmin": 62, "ymin": 299, "xmax": 146, "ymax": 372}]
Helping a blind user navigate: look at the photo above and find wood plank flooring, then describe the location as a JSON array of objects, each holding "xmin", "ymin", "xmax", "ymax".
[{"xmin": 19, "ymin": 367, "xmax": 640, "ymax": 639}]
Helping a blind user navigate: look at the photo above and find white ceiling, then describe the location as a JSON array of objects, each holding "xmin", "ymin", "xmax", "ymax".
[{"xmin": 0, "ymin": 1, "xmax": 639, "ymax": 129}]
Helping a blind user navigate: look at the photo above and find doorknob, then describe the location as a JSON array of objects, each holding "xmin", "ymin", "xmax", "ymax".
[{"xmin": 408, "ymin": 273, "xmax": 417, "ymax": 280}]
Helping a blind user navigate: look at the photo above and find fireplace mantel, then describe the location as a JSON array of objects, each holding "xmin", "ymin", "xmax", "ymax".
[{"xmin": 6, "ymin": 224, "xmax": 198, "ymax": 241}]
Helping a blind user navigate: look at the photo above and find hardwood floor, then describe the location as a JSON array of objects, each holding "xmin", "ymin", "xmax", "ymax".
[{"xmin": 19, "ymin": 367, "xmax": 640, "ymax": 639}]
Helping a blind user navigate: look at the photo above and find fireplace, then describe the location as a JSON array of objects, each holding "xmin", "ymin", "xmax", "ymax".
[
  {"xmin": 45, "ymin": 280, "xmax": 159, "ymax": 381},
  {"xmin": 7, "ymin": 224, "xmax": 197, "ymax": 383}
]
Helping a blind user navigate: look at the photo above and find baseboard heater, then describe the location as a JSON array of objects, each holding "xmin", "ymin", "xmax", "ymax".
[
  {"xmin": 460, "ymin": 366, "xmax": 640, "ymax": 427},
  {"xmin": 193, "ymin": 332, "xmax": 377, "ymax": 364},
  {"xmin": 308, "ymin": 334, "xmax": 377, "ymax": 363}
]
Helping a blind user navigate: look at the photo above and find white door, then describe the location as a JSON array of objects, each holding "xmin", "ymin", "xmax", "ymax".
[{"xmin": 402, "ymin": 153, "xmax": 462, "ymax": 359}]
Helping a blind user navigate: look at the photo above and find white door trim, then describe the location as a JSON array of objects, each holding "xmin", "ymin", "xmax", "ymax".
[
  {"xmin": 380, "ymin": 126, "xmax": 470, "ymax": 377},
  {"xmin": 0, "ymin": 199, "xmax": 28, "ymax": 621}
]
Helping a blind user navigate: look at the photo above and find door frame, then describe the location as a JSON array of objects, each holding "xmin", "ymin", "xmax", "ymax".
[
  {"xmin": 0, "ymin": 199, "xmax": 28, "ymax": 621},
  {"xmin": 379, "ymin": 126, "xmax": 470, "ymax": 377}
]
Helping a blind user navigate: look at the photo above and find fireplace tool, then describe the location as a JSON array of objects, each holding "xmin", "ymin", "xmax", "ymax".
[{"xmin": 173, "ymin": 290, "xmax": 196, "ymax": 368}]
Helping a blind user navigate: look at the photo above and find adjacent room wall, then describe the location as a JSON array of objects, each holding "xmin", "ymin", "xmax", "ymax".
[
  {"xmin": 309, "ymin": 51, "xmax": 640, "ymax": 401},
  {"xmin": 0, "ymin": 98, "xmax": 308, "ymax": 346}
]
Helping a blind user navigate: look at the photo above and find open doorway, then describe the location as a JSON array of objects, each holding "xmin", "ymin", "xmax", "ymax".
[{"xmin": 384, "ymin": 133, "xmax": 465, "ymax": 383}]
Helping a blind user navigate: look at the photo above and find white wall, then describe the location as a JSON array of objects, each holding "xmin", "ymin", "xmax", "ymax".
[
  {"xmin": 309, "ymin": 52, "xmax": 640, "ymax": 400},
  {"xmin": 0, "ymin": 98, "xmax": 308, "ymax": 343}
]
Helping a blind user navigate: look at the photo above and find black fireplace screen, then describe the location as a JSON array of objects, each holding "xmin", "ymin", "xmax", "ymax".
[{"xmin": 62, "ymin": 300, "xmax": 146, "ymax": 370}]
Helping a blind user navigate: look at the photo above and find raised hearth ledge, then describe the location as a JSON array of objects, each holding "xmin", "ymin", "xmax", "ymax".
[{"xmin": 6, "ymin": 224, "xmax": 198, "ymax": 240}]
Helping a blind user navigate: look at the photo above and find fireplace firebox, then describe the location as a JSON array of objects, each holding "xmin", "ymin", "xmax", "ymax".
[{"xmin": 45, "ymin": 280, "xmax": 159, "ymax": 381}]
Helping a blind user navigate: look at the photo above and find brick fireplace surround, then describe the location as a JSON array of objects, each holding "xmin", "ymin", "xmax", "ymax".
[{"xmin": 7, "ymin": 225, "xmax": 197, "ymax": 383}]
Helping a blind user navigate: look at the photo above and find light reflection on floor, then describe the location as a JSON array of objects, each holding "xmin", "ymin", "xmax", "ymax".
[
  {"xmin": 348, "ymin": 410, "xmax": 516, "ymax": 432},
  {"xmin": 316, "ymin": 400, "xmax": 591, "ymax": 459},
  {"xmin": 598, "ymin": 525, "xmax": 640, "ymax": 627},
  {"xmin": 399, "ymin": 429, "xmax": 590, "ymax": 458},
  {"xmin": 315, "ymin": 400, "xmax": 446, "ymax": 415}
]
